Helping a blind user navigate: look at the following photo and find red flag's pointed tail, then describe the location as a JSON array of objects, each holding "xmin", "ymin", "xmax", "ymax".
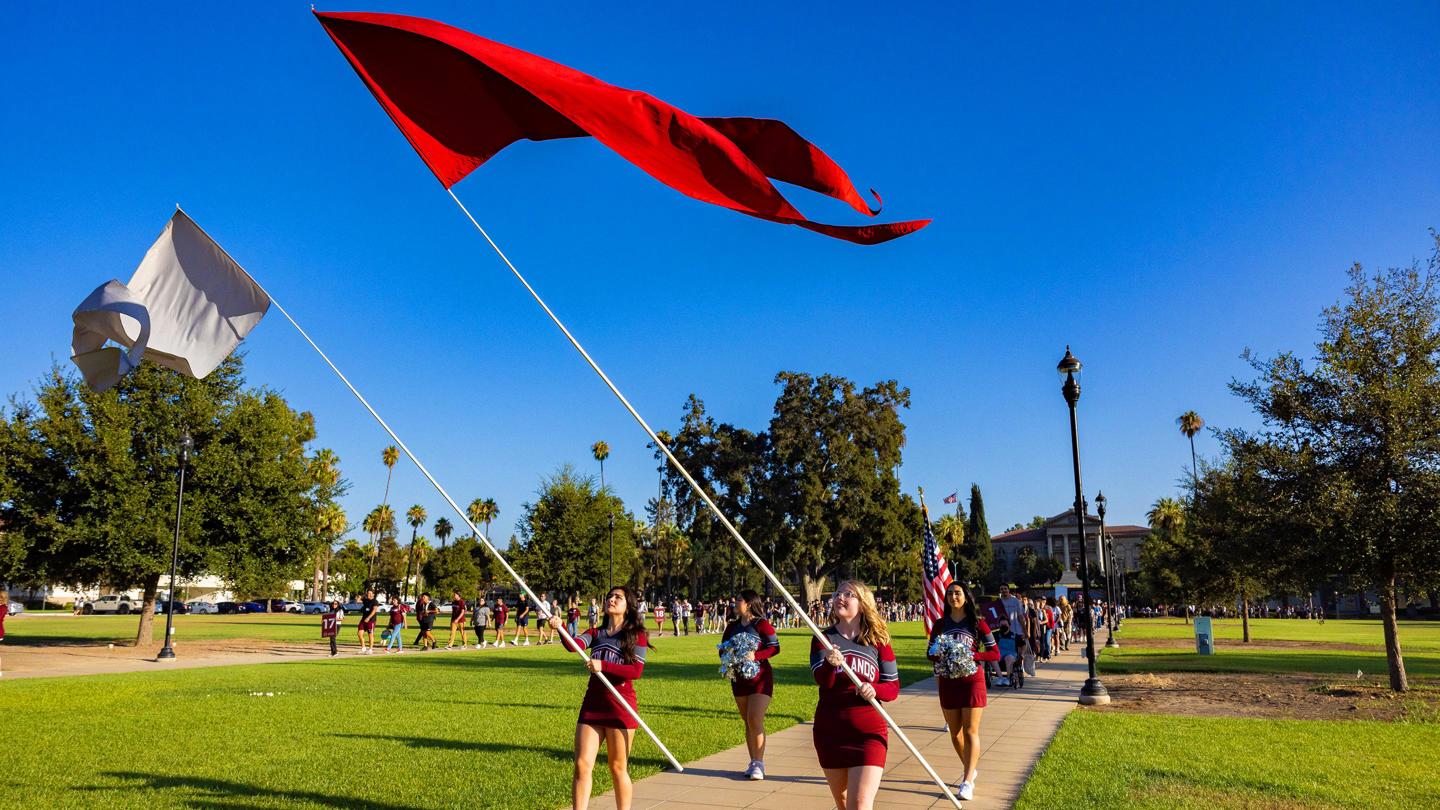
[{"xmin": 315, "ymin": 11, "xmax": 929, "ymax": 245}]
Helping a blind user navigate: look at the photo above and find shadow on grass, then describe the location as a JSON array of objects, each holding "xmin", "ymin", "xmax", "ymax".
[
  {"xmin": 327, "ymin": 732, "xmax": 572, "ymax": 762},
  {"xmin": 97, "ymin": 771, "xmax": 425, "ymax": 810}
]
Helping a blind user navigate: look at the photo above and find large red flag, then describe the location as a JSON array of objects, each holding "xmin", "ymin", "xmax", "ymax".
[{"xmin": 315, "ymin": 11, "xmax": 930, "ymax": 245}]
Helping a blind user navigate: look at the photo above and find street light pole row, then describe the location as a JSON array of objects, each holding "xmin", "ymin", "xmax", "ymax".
[
  {"xmin": 157, "ymin": 431, "xmax": 193, "ymax": 662},
  {"xmin": 1058, "ymin": 347, "xmax": 1110, "ymax": 705}
]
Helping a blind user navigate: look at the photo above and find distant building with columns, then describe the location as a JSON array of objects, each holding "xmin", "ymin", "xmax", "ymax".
[{"xmin": 990, "ymin": 509, "xmax": 1149, "ymax": 587}]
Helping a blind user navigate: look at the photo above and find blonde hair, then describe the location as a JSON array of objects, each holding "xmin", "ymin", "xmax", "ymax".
[
  {"xmin": 0, "ymin": 591, "xmax": 8, "ymax": 606},
  {"xmin": 829, "ymin": 580, "xmax": 890, "ymax": 648}
]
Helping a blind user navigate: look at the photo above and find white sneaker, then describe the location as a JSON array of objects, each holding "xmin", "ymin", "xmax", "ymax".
[
  {"xmin": 523, "ymin": 640, "xmax": 531, "ymax": 646},
  {"xmin": 747, "ymin": 761, "xmax": 765, "ymax": 781},
  {"xmin": 957, "ymin": 781, "xmax": 974, "ymax": 801}
]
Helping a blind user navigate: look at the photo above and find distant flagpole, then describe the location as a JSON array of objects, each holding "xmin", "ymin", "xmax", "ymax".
[
  {"xmin": 441, "ymin": 189, "xmax": 961, "ymax": 808},
  {"xmin": 179, "ymin": 210, "xmax": 682, "ymax": 773}
]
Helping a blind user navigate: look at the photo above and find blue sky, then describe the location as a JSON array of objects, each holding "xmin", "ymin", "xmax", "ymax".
[{"xmin": 2, "ymin": 2, "xmax": 1437, "ymax": 545}]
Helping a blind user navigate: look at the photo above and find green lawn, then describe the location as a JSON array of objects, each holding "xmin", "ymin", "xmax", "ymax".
[
  {"xmin": 3, "ymin": 612, "xmax": 343, "ymax": 646},
  {"xmin": 1100, "ymin": 618, "xmax": 1440, "ymax": 677},
  {"xmin": 1113, "ymin": 616, "xmax": 1440, "ymax": 650},
  {"xmin": 1016, "ymin": 710, "xmax": 1440, "ymax": 810},
  {"xmin": 0, "ymin": 621, "xmax": 931, "ymax": 809},
  {"xmin": 1016, "ymin": 618, "xmax": 1440, "ymax": 809}
]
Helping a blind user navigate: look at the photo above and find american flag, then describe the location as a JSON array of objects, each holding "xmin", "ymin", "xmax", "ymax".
[{"xmin": 921, "ymin": 507, "xmax": 953, "ymax": 635}]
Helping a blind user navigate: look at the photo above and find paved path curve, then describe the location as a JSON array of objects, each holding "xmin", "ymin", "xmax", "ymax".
[{"xmin": 595, "ymin": 643, "xmax": 1090, "ymax": 809}]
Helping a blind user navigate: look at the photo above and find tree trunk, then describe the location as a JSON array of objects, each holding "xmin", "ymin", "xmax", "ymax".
[
  {"xmin": 133, "ymin": 572, "xmax": 161, "ymax": 647},
  {"xmin": 799, "ymin": 565, "xmax": 826, "ymax": 607},
  {"xmin": 1240, "ymin": 585, "xmax": 1251, "ymax": 643},
  {"xmin": 1429, "ymin": 589, "xmax": 1438, "ymax": 611},
  {"xmin": 323, "ymin": 544, "xmax": 332, "ymax": 600},
  {"xmin": 1380, "ymin": 572, "xmax": 1408, "ymax": 692}
]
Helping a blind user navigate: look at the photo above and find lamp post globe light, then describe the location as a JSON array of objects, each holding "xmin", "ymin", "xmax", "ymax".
[
  {"xmin": 1058, "ymin": 347, "xmax": 1109, "ymax": 705},
  {"xmin": 157, "ymin": 431, "xmax": 194, "ymax": 662},
  {"xmin": 1096, "ymin": 491, "xmax": 1119, "ymax": 649}
]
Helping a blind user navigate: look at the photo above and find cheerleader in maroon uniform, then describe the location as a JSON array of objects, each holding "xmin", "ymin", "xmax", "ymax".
[
  {"xmin": 929, "ymin": 581, "xmax": 1000, "ymax": 801},
  {"xmin": 550, "ymin": 585, "xmax": 649, "ymax": 810},
  {"xmin": 720, "ymin": 589, "xmax": 781, "ymax": 780},
  {"xmin": 810, "ymin": 580, "xmax": 899, "ymax": 810}
]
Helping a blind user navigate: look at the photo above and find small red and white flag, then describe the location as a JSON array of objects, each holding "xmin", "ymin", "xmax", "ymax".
[{"xmin": 921, "ymin": 506, "xmax": 954, "ymax": 635}]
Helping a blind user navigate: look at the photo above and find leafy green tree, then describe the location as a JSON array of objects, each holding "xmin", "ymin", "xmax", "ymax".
[
  {"xmin": 1011, "ymin": 546, "xmax": 1064, "ymax": 590},
  {"xmin": 754, "ymin": 373, "xmax": 910, "ymax": 605},
  {"xmin": 514, "ymin": 465, "xmax": 637, "ymax": 598},
  {"xmin": 329, "ymin": 539, "xmax": 370, "ymax": 597},
  {"xmin": 424, "ymin": 536, "xmax": 484, "ymax": 599},
  {"xmin": 1, "ymin": 357, "xmax": 324, "ymax": 642},
  {"xmin": 1227, "ymin": 240, "xmax": 1440, "ymax": 691}
]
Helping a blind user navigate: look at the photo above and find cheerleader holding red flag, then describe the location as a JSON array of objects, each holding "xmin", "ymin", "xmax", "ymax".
[
  {"xmin": 719, "ymin": 589, "xmax": 781, "ymax": 780},
  {"xmin": 810, "ymin": 581, "xmax": 899, "ymax": 810},
  {"xmin": 928, "ymin": 581, "xmax": 1001, "ymax": 801},
  {"xmin": 550, "ymin": 585, "xmax": 650, "ymax": 810}
]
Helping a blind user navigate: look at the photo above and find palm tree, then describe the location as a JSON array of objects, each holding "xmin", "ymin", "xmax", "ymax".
[
  {"xmin": 308, "ymin": 448, "xmax": 343, "ymax": 599},
  {"xmin": 381, "ymin": 445, "xmax": 400, "ymax": 499},
  {"xmin": 370, "ymin": 445, "xmax": 400, "ymax": 578},
  {"xmin": 1176, "ymin": 411, "xmax": 1204, "ymax": 493},
  {"xmin": 467, "ymin": 498, "xmax": 498, "ymax": 543},
  {"xmin": 1147, "ymin": 497, "xmax": 1187, "ymax": 536},
  {"xmin": 363, "ymin": 504, "xmax": 396, "ymax": 585},
  {"xmin": 592, "ymin": 440, "xmax": 612, "ymax": 585},
  {"xmin": 410, "ymin": 536, "xmax": 433, "ymax": 594},
  {"xmin": 592, "ymin": 440, "xmax": 611, "ymax": 491},
  {"xmin": 315, "ymin": 503, "xmax": 348, "ymax": 600},
  {"xmin": 481, "ymin": 498, "xmax": 498, "ymax": 542},
  {"xmin": 433, "ymin": 516, "xmax": 453, "ymax": 550},
  {"xmin": 404, "ymin": 504, "xmax": 427, "ymax": 599}
]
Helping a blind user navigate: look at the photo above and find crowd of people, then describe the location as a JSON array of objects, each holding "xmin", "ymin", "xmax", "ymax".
[{"xmin": 315, "ymin": 583, "xmax": 1079, "ymax": 809}]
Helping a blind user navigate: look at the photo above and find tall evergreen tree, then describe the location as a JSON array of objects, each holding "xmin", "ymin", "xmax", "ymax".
[{"xmin": 955, "ymin": 483, "xmax": 994, "ymax": 587}]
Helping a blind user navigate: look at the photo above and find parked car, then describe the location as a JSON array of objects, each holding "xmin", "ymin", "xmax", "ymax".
[
  {"xmin": 301, "ymin": 601, "xmax": 328, "ymax": 614},
  {"xmin": 85, "ymin": 594, "xmax": 143, "ymax": 615},
  {"xmin": 279, "ymin": 600, "xmax": 303, "ymax": 613},
  {"xmin": 239, "ymin": 601, "xmax": 267, "ymax": 613},
  {"xmin": 216, "ymin": 601, "xmax": 246, "ymax": 614},
  {"xmin": 6, "ymin": 601, "xmax": 24, "ymax": 616},
  {"xmin": 186, "ymin": 601, "xmax": 218, "ymax": 615},
  {"xmin": 153, "ymin": 598, "xmax": 188, "ymax": 615}
]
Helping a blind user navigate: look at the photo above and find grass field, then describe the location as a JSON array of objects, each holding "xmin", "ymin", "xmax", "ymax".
[
  {"xmin": 1015, "ymin": 710, "xmax": 1440, "ymax": 810},
  {"xmin": 3, "ymin": 612, "xmax": 353, "ymax": 646},
  {"xmin": 0, "ymin": 621, "xmax": 931, "ymax": 809},
  {"xmin": 1017, "ymin": 618, "xmax": 1440, "ymax": 809},
  {"xmin": 1097, "ymin": 618, "xmax": 1440, "ymax": 677}
]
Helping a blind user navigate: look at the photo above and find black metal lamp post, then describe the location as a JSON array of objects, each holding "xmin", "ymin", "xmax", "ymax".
[
  {"xmin": 1096, "ymin": 491, "xmax": 1119, "ymax": 648},
  {"xmin": 607, "ymin": 512, "xmax": 615, "ymax": 589},
  {"xmin": 1059, "ymin": 348, "xmax": 1109, "ymax": 705},
  {"xmin": 157, "ymin": 431, "xmax": 193, "ymax": 661}
]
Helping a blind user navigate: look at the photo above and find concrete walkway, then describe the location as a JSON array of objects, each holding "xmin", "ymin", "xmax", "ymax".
[{"xmin": 597, "ymin": 643, "xmax": 1090, "ymax": 810}]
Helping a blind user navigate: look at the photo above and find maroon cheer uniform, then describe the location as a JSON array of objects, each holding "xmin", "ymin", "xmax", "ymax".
[
  {"xmin": 810, "ymin": 628, "xmax": 900, "ymax": 768},
  {"xmin": 928, "ymin": 614, "xmax": 1000, "ymax": 709},
  {"xmin": 720, "ymin": 618, "xmax": 780, "ymax": 697},
  {"xmin": 564, "ymin": 625, "xmax": 649, "ymax": 729}
]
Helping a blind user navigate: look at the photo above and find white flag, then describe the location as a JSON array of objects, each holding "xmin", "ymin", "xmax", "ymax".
[{"xmin": 71, "ymin": 210, "xmax": 270, "ymax": 392}]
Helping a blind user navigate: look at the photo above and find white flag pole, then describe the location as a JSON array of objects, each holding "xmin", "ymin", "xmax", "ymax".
[
  {"xmin": 180, "ymin": 211, "xmax": 683, "ymax": 773},
  {"xmin": 442, "ymin": 189, "xmax": 962, "ymax": 808}
]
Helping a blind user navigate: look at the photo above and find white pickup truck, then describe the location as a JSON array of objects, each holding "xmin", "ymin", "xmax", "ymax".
[{"xmin": 84, "ymin": 594, "xmax": 145, "ymax": 614}]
